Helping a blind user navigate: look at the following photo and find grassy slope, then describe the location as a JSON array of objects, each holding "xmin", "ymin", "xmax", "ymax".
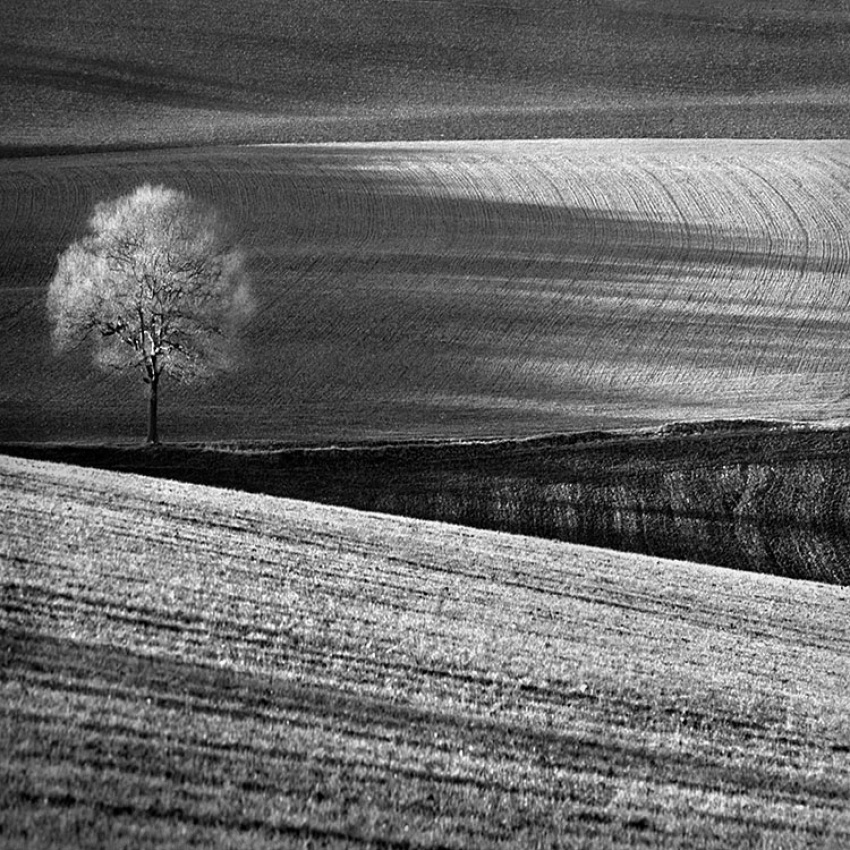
[
  {"xmin": 3, "ymin": 139, "xmax": 850, "ymax": 444},
  {"xmin": 1, "ymin": 455, "xmax": 849, "ymax": 848},
  {"xmin": 3, "ymin": 0, "xmax": 850, "ymax": 150}
]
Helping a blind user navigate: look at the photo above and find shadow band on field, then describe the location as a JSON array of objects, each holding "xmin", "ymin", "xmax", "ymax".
[
  {"xmin": 0, "ymin": 42, "xmax": 278, "ymax": 113},
  {"xmin": 3, "ymin": 625, "xmax": 844, "ymax": 842}
]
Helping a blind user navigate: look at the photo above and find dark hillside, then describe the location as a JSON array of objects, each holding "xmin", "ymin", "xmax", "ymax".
[
  {"xmin": 3, "ymin": 0, "xmax": 850, "ymax": 150},
  {"xmin": 7, "ymin": 421, "xmax": 850, "ymax": 585}
]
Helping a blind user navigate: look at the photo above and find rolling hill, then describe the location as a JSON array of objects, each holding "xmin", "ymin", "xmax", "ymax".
[
  {"xmin": 4, "ymin": 4, "xmax": 850, "ymax": 845},
  {"xmin": 3, "ymin": 0, "xmax": 850, "ymax": 151},
  {"xmin": 2, "ymin": 139, "xmax": 850, "ymax": 444},
  {"xmin": 8, "ymin": 421, "xmax": 850, "ymax": 585},
  {"xmin": 2, "ymin": 454, "xmax": 849, "ymax": 847}
]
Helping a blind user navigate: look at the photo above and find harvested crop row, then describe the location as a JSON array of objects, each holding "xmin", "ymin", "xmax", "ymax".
[
  {"xmin": 2, "ymin": 140, "xmax": 850, "ymax": 442},
  {"xmin": 2, "ymin": 454, "xmax": 849, "ymax": 847}
]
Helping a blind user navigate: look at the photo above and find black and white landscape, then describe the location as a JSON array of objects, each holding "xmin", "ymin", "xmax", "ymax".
[{"xmin": 2, "ymin": 2, "xmax": 850, "ymax": 847}]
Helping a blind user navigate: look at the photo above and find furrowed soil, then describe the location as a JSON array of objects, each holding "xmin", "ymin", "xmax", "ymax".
[
  {"xmin": 2, "ymin": 454, "xmax": 849, "ymax": 848},
  {"xmin": 3, "ymin": 139, "xmax": 850, "ymax": 444},
  {"xmin": 3, "ymin": 0, "xmax": 850, "ymax": 151}
]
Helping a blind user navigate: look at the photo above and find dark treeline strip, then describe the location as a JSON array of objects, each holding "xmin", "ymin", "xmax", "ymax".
[{"xmin": 5, "ymin": 421, "xmax": 850, "ymax": 584}]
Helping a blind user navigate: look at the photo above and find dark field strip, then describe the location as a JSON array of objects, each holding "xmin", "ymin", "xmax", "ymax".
[
  {"xmin": 3, "ymin": 0, "xmax": 850, "ymax": 150},
  {"xmin": 8, "ymin": 421, "xmax": 850, "ymax": 585},
  {"xmin": 2, "ymin": 456, "xmax": 849, "ymax": 848}
]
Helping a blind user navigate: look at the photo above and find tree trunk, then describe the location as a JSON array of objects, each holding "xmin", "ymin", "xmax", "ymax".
[{"xmin": 147, "ymin": 373, "xmax": 159, "ymax": 444}]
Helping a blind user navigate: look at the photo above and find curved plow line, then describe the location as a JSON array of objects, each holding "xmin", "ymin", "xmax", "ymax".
[
  {"xmin": 378, "ymin": 145, "xmax": 849, "ymax": 410},
  {"xmin": 564, "ymin": 152, "xmax": 836, "ymax": 398},
  {"xmin": 729, "ymin": 157, "xmax": 850, "ymax": 381},
  {"xmin": 755, "ymin": 157, "xmax": 850, "ymax": 377},
  {"xmin": 684, "ymin": 158, "xmax": 797, "ymax": 388},
  {"xmin": 600, "ymin": 159, "xmax": 702, "ymax": 394},
  {"xmin": 524, "ymin": 155, "xmax": 743, "ymax": 394}
]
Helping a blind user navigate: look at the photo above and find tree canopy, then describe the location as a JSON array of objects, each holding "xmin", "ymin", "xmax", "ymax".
[{"xmin": 48, "ymin": 183, "xmax": 253, "ymax": 442}]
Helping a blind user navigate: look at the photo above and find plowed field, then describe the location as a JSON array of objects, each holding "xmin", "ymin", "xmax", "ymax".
[
  {"xmin": 3, "ymin": 139, "xmax": 850, "ymax": 443},
  {"xmin": 2, "ymin": 455, "xmax": 849, "ymax": 847}
]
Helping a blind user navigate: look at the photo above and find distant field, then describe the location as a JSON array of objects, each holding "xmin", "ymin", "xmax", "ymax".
[
  {"xmin": 2, "ymin": 455, "xmax": 849, "ymax": 847},
  {"xmin": 3, "ymin": 0, "xmax": 850, "ymax": 149},
  {"xmin": 2, "ymin": 139, "xmax": 850, "ymax": 443}
]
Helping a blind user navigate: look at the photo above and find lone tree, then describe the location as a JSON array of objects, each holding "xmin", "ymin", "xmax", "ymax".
[{"xmin": 48, "ymin": 184, "xmax": 252, "ymax": 443}]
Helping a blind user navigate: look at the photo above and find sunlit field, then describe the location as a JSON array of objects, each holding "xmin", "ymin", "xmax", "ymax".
[
  {"xmin": 2, "ymin": 139, "xmax": 850, "ymax": 443},
  {"xmin": 2, "ymin": 455, "xmax": 849, "ymax": 847}
]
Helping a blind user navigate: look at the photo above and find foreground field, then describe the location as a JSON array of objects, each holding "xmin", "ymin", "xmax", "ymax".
[
  {"xmin": 3, "ymin": 139, "xmax": 850, "ymax": 443},
  {"xmin": 1, "ymin": 455, "xmax": 849, "ymax": 847},
  {"xmin": 4, "ymin": 0, "xmax": 850, "ymax": 150}
]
